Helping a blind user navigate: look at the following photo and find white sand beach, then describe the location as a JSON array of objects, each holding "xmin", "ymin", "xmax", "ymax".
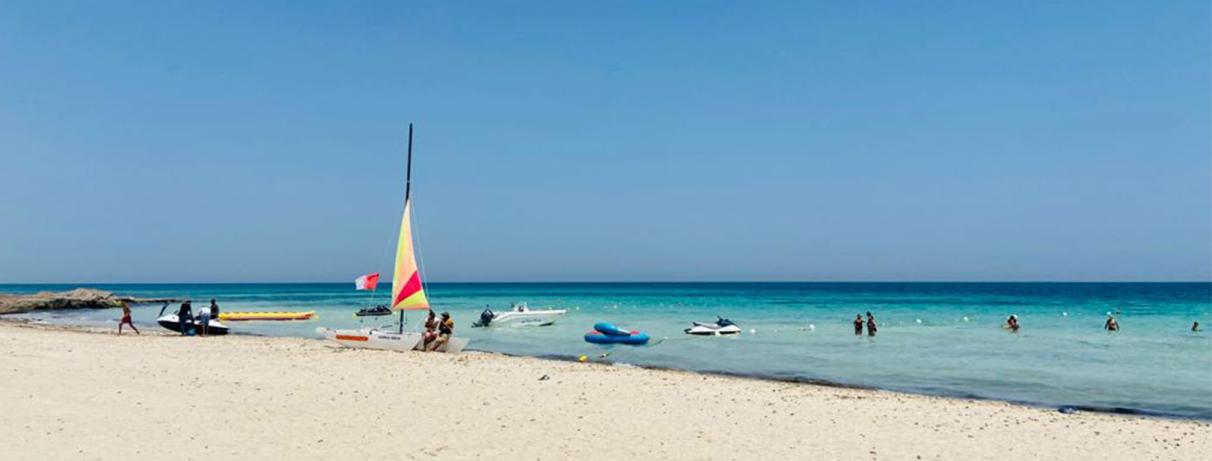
[{"xmin": 0, "ymin": 321, "xmax": 1207, "ymax": 460}]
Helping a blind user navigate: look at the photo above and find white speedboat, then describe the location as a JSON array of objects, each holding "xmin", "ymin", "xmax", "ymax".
[
  {"xmin": 157, "ymin": 313, "xmax": 230, "ymax": 335},
  {"xmin": 317, "ymin": 327, "xmax": 468, "ymax": 353},
  {"xmin": 684, "ymin": 317, "xmax": 741, "ymax": 336},
  {"xmin": 473, "ymin": 303, "xmax": 567, "ymax": 328}
]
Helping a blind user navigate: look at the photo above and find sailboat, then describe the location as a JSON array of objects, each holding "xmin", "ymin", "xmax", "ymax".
[{"xmin": 318, "ymin": 124, "xmax": 469, "ymax": 353}]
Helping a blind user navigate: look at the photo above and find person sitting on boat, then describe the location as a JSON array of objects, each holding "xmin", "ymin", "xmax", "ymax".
[
  {"xmin": 425, "ymin": 312, "xmax": 454, "ymax": 352},
  {"xmin": 422, "ymin": 310, "xmax": 439, "ymax": 347},
  {"xmin": 177, "ymin": 300, "xmax": 193, "ymax": 336}
]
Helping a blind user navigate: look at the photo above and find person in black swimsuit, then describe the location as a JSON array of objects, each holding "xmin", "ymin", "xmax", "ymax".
[
  {"xmin": 854, "ymin": 314, "xmax": 864, "ymax": 335},
  {"xmin": 425, "ymin": 312, "xmax": 455, "ymax": 352},
  {"xmin": 866, "ymin": 312, "xmax": 877, "ymax": 337},
  {"xmin": 177, "ymin": 300, "xmax": 193, "ymax": 336}
]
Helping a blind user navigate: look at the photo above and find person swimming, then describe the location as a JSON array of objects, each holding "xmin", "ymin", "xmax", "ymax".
[
  {"xmin": 1193, "ymin": 321, "xmax": 1200, "ymax": 332},
  {"xmin": 853, "ymin": 314, "xmax": 863, "ymax": 335},
  {"xmin": 1104, "ymin": 314, "xmax": 1119, "ymax": 332},
  {"xmin": 1006, "ymin": 315, "xmax": 1020, "ymax": 332}
]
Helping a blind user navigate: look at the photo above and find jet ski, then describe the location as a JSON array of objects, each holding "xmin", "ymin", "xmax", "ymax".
[
  {"xmin": 155, "ymin": 302, "xmax": 230, "ymax": 335},
  {"xmin": 355, "ymin": 305, "xmax": 393, "ymax": 317},
  {"xmin": 684, "ymin": 316, "xmax": 741, "ymax": 336},
  {"xmin": 157, "ymin": 313, "xmax": 230, "ymax": 335}
]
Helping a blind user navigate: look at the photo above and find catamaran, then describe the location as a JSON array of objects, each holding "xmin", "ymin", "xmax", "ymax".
[{"xmin": 318, "ymin": 124, "xmax": 468, "ymax": 353}]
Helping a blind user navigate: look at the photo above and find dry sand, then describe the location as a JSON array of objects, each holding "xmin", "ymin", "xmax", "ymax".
[{"xmin": 0, "ymin": 321, "xmax": 1207, "ymax": 460}]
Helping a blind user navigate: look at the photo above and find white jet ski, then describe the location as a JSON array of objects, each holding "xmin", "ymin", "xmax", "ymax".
[
  {"xmin": 157, "ymin": 313, "xmax": 230, "ymax": 335},
  {"xmin": 472, "ymin": 303, "xmax": 567, "ymax": 328},
  {"xmin": 684, "ymin": 317, "xmax": 741, "ymax": 336}
]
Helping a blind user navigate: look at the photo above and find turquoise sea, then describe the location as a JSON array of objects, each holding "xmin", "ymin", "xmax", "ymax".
[{"xmin": 3, "ymin": 283, "xmax": 1210, "ymax": 419}]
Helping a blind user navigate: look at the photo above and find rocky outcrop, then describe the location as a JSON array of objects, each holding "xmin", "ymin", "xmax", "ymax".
[{"xmin": 0, "ymin": 288, "xmax": 128, "ymax": 314}]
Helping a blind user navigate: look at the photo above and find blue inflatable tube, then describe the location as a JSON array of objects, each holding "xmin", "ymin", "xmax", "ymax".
[
  {"xmin": 585, "ymin": 331, "xmax": 651, "ymax": 345},
  {"xmin": 593, "ymin": 322, "xmax": 632, "ymax": 337}
]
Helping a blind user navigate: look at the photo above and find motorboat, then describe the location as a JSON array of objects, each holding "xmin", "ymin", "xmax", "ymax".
[
  {"xmin": 317, "ymin": 327, "xmax": 468, "ymax": 353},
  {"xmin": 157, "ymin": 313, "xmax": 230, "ymax": 335},
  {"xmin": 684, "ymin": 317, "xmax": 741, "ymax": 336},
  {"xmin": 473, "ymin": 303, "xmax": 567, "ymax": 328}
]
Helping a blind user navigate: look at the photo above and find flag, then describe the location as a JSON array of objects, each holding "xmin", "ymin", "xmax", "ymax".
[{"xmin": 354, "ymin": 273, "xmax": 380, "ymax": 291}]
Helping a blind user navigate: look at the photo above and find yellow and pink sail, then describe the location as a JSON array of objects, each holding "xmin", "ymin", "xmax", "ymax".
[{"xmin": 390, "ymin": 199, "xmax": 429, "ymax": 310}]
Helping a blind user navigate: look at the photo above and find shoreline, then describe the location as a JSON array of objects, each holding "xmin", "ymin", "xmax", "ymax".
[
  {"xmin": 6, "ymin": 316, "xmax": 1208, "ymax": 422},
  {"xmin": 1, "ymin": 320, "xmax": 1208, "ymax": 460}
]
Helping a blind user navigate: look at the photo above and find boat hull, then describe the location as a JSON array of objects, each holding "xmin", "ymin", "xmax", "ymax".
[{"xmin": 318, "ymin": 328, "xmax": 468, "ymax": 354}]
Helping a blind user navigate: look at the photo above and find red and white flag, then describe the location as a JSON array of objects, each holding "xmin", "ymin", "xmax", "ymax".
[{"xmin": 354, "ymin": 272, "xmax": 380, "ymax": 291}]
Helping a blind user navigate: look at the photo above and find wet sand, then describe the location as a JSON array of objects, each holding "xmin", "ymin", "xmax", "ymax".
[{"xmin": 0, "ymin": 321, "xmax": 1207, "ymax": 460}]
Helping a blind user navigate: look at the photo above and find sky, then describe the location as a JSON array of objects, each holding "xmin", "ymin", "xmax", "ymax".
[{"xmin": 0, "ymin": 1, "xmax": 1209, "ymax": 283}]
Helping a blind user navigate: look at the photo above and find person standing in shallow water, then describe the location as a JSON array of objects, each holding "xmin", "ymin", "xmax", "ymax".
[
  {"xmin": 1104, "ymin": 314, "xmax": 1119, "ymax": 332},
  {"xmin": 853, "ymin": 314, "xmax": 864, "ymax": 335},
  {"xmin": 866, "ymin": 312, "xmax": 877, "ymax": 337},
  {"xmin": 1193, "ymin": 321, "xmax": 1200, "ymax": 332}
]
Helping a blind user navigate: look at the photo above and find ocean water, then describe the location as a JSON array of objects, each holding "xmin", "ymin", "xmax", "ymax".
[{"xmin": 3, "ymin": 282, "xmax": 1210, "ymax": 419}]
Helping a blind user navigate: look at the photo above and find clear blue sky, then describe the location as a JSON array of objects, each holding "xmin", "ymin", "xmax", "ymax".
[{"xmin": 1, "ymin": 1, "xmax": 1208, "ymax": 283}]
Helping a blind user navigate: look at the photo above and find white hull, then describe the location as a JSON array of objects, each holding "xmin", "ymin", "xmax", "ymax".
[
  {"xmin": 485, "ymin": 309, "xmax": 566, "ymax": 327},
  {"xmin": 685, "ymin": 322, "xmax": 742, "ymax": 336},
  {"xmin": 318, "ymin": 327, "xmax": 468, "ymax": 354}
]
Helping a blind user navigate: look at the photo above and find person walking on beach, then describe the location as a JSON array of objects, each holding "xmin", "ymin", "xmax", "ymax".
[
  {"xmin": 866, "ymin": 312, "xmax": 877, "ymax": 337},
  {"xmin": 117, "ymin": 300, "xmax": 139, "ymax": 335},
  {"xmin": 1104, "ymin": 314, "xmax": 1119, "ymax": 332},
  {"xmin": 178, "ymin": 300, "xmax": 193, "ymax": 336},
  {"xmin": 853, "ymin": 314, "xmax": 864, "ymax": 335}
]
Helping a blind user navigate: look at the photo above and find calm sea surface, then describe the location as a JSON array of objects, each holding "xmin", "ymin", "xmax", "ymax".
[{"xmin": 4, "ymin": 282, "xmax": 1210, "ymax": 419}]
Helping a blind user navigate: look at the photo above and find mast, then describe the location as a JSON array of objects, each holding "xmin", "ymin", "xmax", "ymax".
[{"xmin": 399, "ymin": 123, "xmax": 413, "ymax": 334}]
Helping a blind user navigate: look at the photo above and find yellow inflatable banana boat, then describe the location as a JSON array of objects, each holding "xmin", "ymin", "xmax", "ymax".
[{"xmin": 218, "ymin": 311, "xmax": 316, "ymax": 321}]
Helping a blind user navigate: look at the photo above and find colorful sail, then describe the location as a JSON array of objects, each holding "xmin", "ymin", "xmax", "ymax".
[{"xmin": 391, "ymin": 199, "xmax": 429, "ymax": 310}]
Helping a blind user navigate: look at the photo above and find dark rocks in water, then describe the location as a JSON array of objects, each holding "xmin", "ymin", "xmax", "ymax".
[{"xmin": 0, "ymin": 288, "xmax": 127, "ymax": 314}]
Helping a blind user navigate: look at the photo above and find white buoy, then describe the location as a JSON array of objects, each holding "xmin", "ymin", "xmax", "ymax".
[
  {"xmin": 749, "ymin": 328, "xmax": 757, "ymax": 335},
  {"xmin": 808, "ymin": 324, "xmax": 816, "ymax": 331},
  {"xmin": 916, "ymin": 319, "xmax": 922, "ymax": 324},
  {"xmin": 962, "ymin": 316, "xmax": 970, "ymax": 322},
  {"xmin": 1062, "ymin": 311, "xmax": 1068, "ymax": 317}
]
